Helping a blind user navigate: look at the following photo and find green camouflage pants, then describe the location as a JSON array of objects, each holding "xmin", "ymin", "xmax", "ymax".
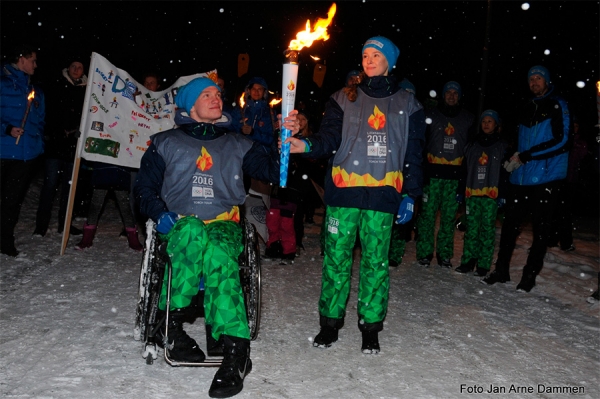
[
  {"xmin": 320, "ymin": 206, "xmax": 393, "ymax": 324},
  {"xmin": 416, "ymin": 178, "xmax": 459, "ymax": 259},
  {"xmin": 159, "ymin": 216, "xmax": 250, "ymax": 340},
  {"xmin": 461, "ymin": 196, "xmax": 498, "ymax": 270}
]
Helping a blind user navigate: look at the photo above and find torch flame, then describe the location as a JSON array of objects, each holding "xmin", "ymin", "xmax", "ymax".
[
  {"xmin": 28, "ymin": 90, "xmax": 35, "ymax": 100},
  {"xmin": 596, "ymin": 80, "xmax": 600, "ymax": 95},
  {"xmin": 269, "ymin": 98, "xmax": 282, "ymax": 107},
  {"xmin": 310, "ymin": 55, "xmax": 321, "ymax": 61},
  {"xmin": 239, "ymin": 93, "xmax": 245, "ymax": 109},
  {"xmin": 288, "ymin": 3, "xmax": 336, "ymax": 51}
]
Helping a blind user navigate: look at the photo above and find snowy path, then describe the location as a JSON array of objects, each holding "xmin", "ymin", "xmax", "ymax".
[{"xmin": 1, "ymin": 175, "xmax": 598, "ymax": 399}]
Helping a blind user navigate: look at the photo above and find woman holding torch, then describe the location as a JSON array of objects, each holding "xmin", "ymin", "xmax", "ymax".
[{"xmin": 285, "ymin": 36, "xmax": 426, "ymax": 353}]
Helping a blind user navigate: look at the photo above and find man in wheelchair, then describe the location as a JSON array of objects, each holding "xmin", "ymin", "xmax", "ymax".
[{"xmin": 134, "ymin": 77, "xmax": 299, "ymax": 398}]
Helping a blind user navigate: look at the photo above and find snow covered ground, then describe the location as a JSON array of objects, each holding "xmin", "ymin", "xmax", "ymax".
[{"xmin": 1, "ymin": 173, "xmax": 598, "ymax": 399}]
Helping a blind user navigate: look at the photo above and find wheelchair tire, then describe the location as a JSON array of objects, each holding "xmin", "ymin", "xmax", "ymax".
[
  {"xmin": 135, "ymin": 220, "xmax": 166, "ymax": 350},
  {"xmin": 240, "ymin": 218, "xmax": 261, "ymax": 340}
]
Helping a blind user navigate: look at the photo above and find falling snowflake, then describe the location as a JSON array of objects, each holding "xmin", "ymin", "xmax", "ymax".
[
  {"xmin": 522, "ymin": 3, "xmax": 530, "ymax": 10},
  {"xmin": 576, "ymin": 81, "xmax": 585, "ymax": 88},
  {"xmin": 429, "ymin": 90, "xmax": 437, "ymax": 98},
  {"xmin": 544, "ymin": 49, "xmax": 550, "ymax": 55},
  {"xmin": 425, "ymin": 118, "xmax": 432, "ymax": 124}
]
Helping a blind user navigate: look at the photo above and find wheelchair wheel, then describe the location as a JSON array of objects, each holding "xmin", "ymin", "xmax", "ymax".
[
  {"xmin": 240, "ymin": 218, "xmax": 261, "ymax": 340},
  {"xmin": 134, "ymin": 220, "xmax": 166, "ymax": 364}
]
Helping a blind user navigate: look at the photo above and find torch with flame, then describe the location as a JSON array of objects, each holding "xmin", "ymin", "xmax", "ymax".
[
  {"xmin": 279, "ymin": 3, "xmax": 336, "ymax": 187},
  {"xmin": 269, "ymin": 98, "xmax": 282, "ymax": 134},
  {"xmin": 239, "ymin": 93, "xmax": 246, "ymax": 125},
  {"xmin": 16, "ymin": 90, "xmax": 35, "ymax": 145}
]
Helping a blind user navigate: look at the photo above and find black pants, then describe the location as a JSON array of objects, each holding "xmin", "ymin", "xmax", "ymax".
[
  {"xmin": 496, "ymin": 181, "xmax": 560, "ymax": 276},
  {"xmin": 1, "ymin": 158, "xmax": 40, "ymax": 250}
]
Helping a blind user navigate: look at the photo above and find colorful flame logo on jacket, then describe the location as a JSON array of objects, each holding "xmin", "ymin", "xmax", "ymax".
[
  {"xmin": 287, "ymin": 80, "xmax": 295, "ymax": 91},
  {"xmin": 196, "ymin": 147, "xmax": 213, "ymax": 171},
  {"xmin": 478, "ymin": 152, "xmax": 489, "ymax": 165},
  {"xmin": 444, "ymin": 122, "xmax": 455, "ymax": 136},
  {"xmin": 367, "ymin": 105, "xmax": 386, "ymax": 130}
]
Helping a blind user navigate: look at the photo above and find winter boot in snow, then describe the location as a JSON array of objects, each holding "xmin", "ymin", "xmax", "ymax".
[
  {"xmin": 126, "ymin": 227, "xmax": 143, "ymax": 251},
  {"xmin": 361, "ymin": 331, "xmax": 380, "ymax": 354},
  {"xmin": 436, "ymin": 253, "xmax": 452, "ymax": 268},
  {"xmin": 482, "ymin": 268, "xmax": 510, "ymax": 285},
  {"xmin": 516, "ymin": 268, "xmax": 537, "ymax": 292},
  {"xmin": 157, "ymin": 308, "xmax": 205, "ymax": 363},
  {"xmin": 208, "ymin": 335, "xmax": 252, "ymax": 398},
  {"xmin": 455, "ymin": 259, "xmax": 477, "ymax": 274},
  {"xmin": 313, "ymin": 315, "xmax": 343, "ymax": 348},
  {"xmin": 75, "ymin": 223, "xmax": 97, "ymax": 250},
  {"xmin": 263, "ymin": 240, "xmax": 283, "ymax": 260},
  {"xmin": 474, "ymin": 266, "xmax": 489, "ymax": 277},
  {"xmin": 418, "ymin": 253, "xmax": 433, "ymax": 266}
]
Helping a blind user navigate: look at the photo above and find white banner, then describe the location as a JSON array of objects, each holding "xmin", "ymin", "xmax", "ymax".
[{"xmin": 78, "ymin": 52, "xmax": 217, "ymax": 168}]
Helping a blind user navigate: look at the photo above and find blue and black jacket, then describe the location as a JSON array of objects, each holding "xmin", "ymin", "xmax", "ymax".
[{"xmin": 511, "ymin": 85, "xmax": 571, "ymax": 186}]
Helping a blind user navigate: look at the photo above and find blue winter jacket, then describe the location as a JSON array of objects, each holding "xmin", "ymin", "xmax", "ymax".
[
  {"xmin": 230, "ymin": 98, "xmax": 275, "ymax": 146},
  {"xmin": 134, "ymin": 110, "xmax": 280, "ymax": 222},
  {"xmin": 511, "ymin": 85, "xmax": 571, "ymax": 186},
  {"xmin": 1, "ymin": 63, "xmax": 45, "ymax": 161}
]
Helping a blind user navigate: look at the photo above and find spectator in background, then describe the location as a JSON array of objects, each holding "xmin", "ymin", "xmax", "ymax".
[
  {"xmin": 33, "ymin": 56, "xmax": 89, "ymax": 238},
  {"xmin": 74, "ymin": 161, "xmax": 143, "ymax": 252},
  {"xmin": 455, "ymin": 110, "xmax": 509, "ymax": 277},
  {"xmin": 546, "ymin": 114, "xmax": 588, "ymax": 252},
  {"xmin": 415, "ymin": 81, "xmax": 474, "ymax": 268},
  {"xmin": 142, "ymin": 71, "xmax": 161, "ymax": 92},
  {"xmin": 230, "ymin": 77, "xmax": 275, "ymax": 146},
  {"xmin": 1, "ymin": 44, "xmax": 45, "ymax": 257},
  {"xmin": 484, "ymin": 65, "xmax": 572, "ymax": 292}
]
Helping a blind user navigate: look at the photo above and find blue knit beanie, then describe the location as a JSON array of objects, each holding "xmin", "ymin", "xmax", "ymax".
[
  {"xmin": 362, "ymin": 36, "xmax": 400, "ymax": 70},
  {"xmin": 528, "ymin": 65, "xmax": 550, "ymax": 82},
  {"xmin": 443, "ymin": 81, "xmax": 462, "ymax": 99},
  {"xmin": 175, "ymin": 77, "xmax": 221, "ymax": 113},
  {"xmin": 480, "ymin": 109, "xmax": 500, "ymax": 125},
  {"xmin": 399, "ymin": 78, "xmax": 416, "ymax": 95}
]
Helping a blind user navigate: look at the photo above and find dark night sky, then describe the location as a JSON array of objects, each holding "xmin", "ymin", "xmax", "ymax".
[{"xmin": 2, "ymin": 0, "xmax": 599, "ymax": 137}]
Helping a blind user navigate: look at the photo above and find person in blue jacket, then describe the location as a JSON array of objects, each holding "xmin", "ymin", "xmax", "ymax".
[
  {"xmin": 134, "ymin": 77, "xmax": 299, "ymax": 398},
  {"xmin": 1, "ymin": 44, "xmax": 46, "ymax": 256},
  {"xmin": 230, "ymin": 77, "xmax": 275, "ymax": 146},
  {"xmin": 483, "ymin": 65, "xmax": 572, "ymax": 292},
  {"xmin": 284, "ymin": 36, "xmax": 426, "ymax": 354}
]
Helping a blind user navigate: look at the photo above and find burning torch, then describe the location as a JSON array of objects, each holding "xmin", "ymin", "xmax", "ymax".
[
  {"xmin": 239, "ymin": 93, "xmax": 246, "ymax": 125},
  {"xmin": 16, "ymin": 90, "xmax": 35, "ymax": 145},
  {"xmin": 279, "ymin": 2, "xmax": 336, "ymax": 187},
  {"xmin": 269, "ymin": 98, "xmax": 282, "ymax": 135}
]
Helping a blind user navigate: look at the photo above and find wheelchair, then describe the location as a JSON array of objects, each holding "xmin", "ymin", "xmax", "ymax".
[{"xmin": 133, "ymin": 217, "xmax": 261, "ymax": 366}]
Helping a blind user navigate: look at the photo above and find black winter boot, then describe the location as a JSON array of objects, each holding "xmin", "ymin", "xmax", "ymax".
[
  {"xmin": 516, "ymin": 267, "xmax": 537, "ymax": 292},
  {"xmin": 482, "ymin": 261, "xmax": 510, "ymax": 285},
  {"xmin": 361, "ymin": 331, "xmax": 380, "ymax": 354},
  {"xmin": 157, "ymin": 309, "xmax": 205, "ymax": 363},
  {"xmin": 313, "ymin": 315, "xmax": 344, "ymax": 348},
  {"xmin": 208, "ymin": 335, "xmax": 252, "ymax": 398},
  {"xmin": 359, "ymin": 321, "xmax": 382, "ymax": 354},
  {"xmin": 455, "ymin": 259, "xmax": 477, "ymax": 274}
]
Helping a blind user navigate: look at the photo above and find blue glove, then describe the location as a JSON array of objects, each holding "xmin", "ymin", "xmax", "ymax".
[
  {"xmin": 156, "ymin": 211, "xmax": 178, "ymax": 234},
  {"xmin": 396, "ymin": 196, "xmax": 415, "ymax": 225},
  {"xmin": 456, "ymin": 193, "xmax": 464, "ymax": 204},
  {"xmin": 496, "ymin": 198, "xmax": 506, "ymax": 209}
]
